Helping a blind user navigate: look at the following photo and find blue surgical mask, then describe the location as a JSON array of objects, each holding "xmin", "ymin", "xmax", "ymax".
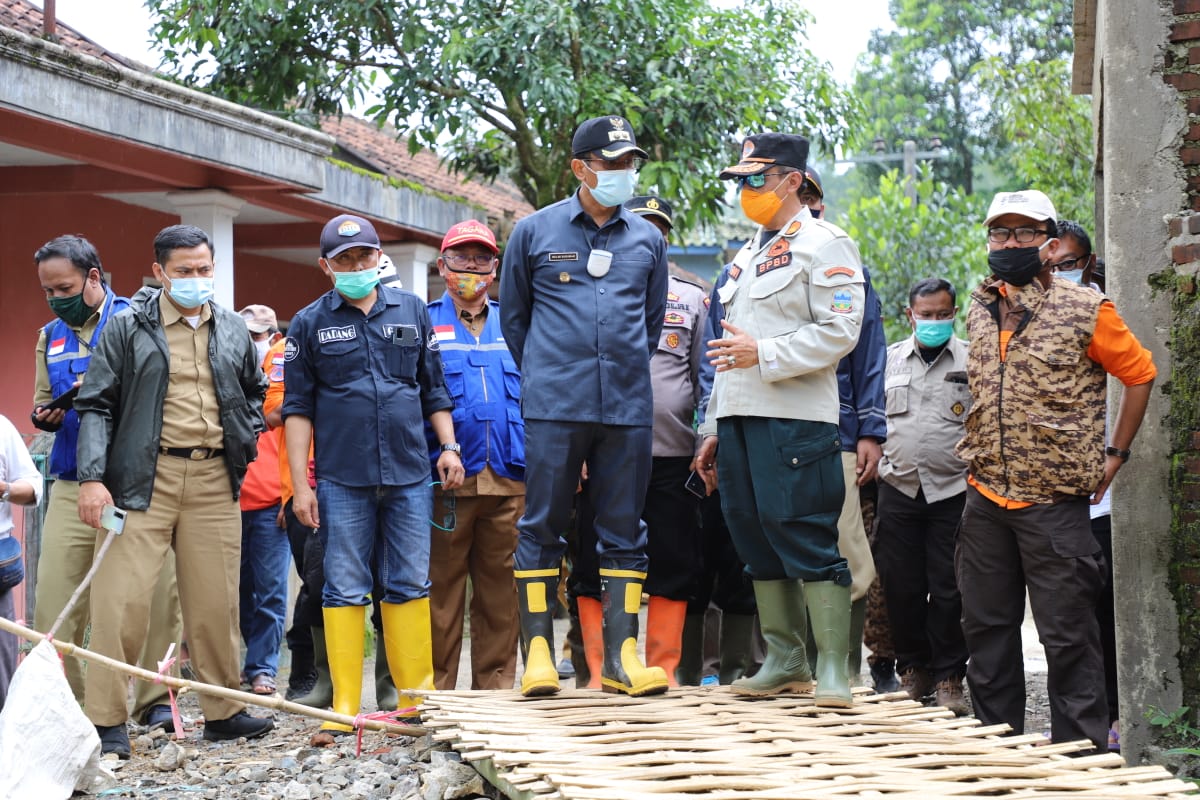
[
  {"xmin": 1055, "ymin": 268, "xmax": 1085, "ymax": 284},
  {"xmin": 587, "ymin": 167, "xmax": 638, "ymax": 208},
  {"xmin": 332, "ymin": 267, "xmax": 380, "ymax": 300},
  {"xmin": 165, "ymin": 276, "xmax": 215, "ymax": 308},
  {"xmin": 913, "ymin": 318, "xmax": 954, "ymax": 348}
]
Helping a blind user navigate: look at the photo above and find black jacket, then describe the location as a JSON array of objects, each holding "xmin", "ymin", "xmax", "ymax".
[{"xmin": 75, "ymin": 287, "xmax": 266, "ymax": 510}]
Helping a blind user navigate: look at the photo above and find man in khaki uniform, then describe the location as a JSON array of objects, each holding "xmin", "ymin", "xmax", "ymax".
[
  {"xmin": 876, "ymin": 277, "xmax": 971, "ymax": 714},
  {"xmin": 694, "ymin": 133, "xmax": 865, "ymax": 708},
  {"xmin": 75, "ymin": 225, "xmax": 273, "ymax": 757}
]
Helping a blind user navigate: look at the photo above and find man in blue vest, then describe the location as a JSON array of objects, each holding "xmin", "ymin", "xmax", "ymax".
[
  {"xmin": 30, "ymin": 234, "xmax": 182, "ymax": 738},
  {"xmin": 425, "ymin": 220, "xmax": 524, "ymax": 690}
]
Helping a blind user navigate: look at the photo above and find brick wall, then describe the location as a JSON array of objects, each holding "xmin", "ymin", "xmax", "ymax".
[{"xmin": 1167, "ymin": 1, "xmax": 1200, "ymax": 209}]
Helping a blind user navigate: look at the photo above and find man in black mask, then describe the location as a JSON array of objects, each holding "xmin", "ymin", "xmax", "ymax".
[{"xmin": 954, "ymin": 190, "xmax": 1156, "ymax": 752}]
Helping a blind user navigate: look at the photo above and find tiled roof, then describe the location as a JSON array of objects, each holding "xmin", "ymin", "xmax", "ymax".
[
  {"xmin": 321, "ymin": 115, "xmax": 534, "ymax": 228},
  {"xmin": 0, "ymin": 0, "xmax": 147, "ymax": 69}
]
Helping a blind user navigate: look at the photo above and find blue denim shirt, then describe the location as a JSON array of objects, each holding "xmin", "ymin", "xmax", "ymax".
[
  {"xmin": 499, "ymin": 191, "xmax": 669, "ymax": 425},
  {"xmin": 282, "ymin": 285, "xmax": 453, "ymax": 488}
]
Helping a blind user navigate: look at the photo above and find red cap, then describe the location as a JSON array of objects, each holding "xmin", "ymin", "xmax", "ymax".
[{"xmin": 440, "ymin": 220, "xmax": 498, "ymax": 254}]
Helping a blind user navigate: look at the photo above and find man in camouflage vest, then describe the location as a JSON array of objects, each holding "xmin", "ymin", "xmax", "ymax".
[{"xmin": 954, "ymin": 190, "xmax": 1156, "ymax": 752}]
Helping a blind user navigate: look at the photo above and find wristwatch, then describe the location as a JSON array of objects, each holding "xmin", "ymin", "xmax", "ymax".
[
  {"xmin": 440, "ymin": 442, "xmax": 462, "ymax": 455},
  {"xmin": 1105, "ymin": 445, "xmax": 1131, "ymax": 462},
  {"xmin": 0, "ymin": 482, "xmax": 10, "ymax": 503}
]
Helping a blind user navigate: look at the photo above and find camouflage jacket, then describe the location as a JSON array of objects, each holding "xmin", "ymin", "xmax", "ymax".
[{"xmin": 955, "ymin": 277, "xmax": 1106, "ymax": 503}]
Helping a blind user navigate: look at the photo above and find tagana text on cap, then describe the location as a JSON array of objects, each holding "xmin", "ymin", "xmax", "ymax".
[
  {"xmin": 623, "ymin": 195, "xmax": 674, "ymax": 229},
  {"xmin": 239, "ymin": 304, "xmax": 277, "ymax": 333},
  {"xmin": 720, "ymin": 133, "xmax": 810, "ymax": 179},
  {"xmin": 320, "ymin": 214, "xmax": 381, "ymax": 259},
  {"xmin": 441, "ymin": 220, "xmax": 498, "ymax": 254},
  {"xmin": 571, "ymin": 116, "xmax": 649, "ymax": 160},
  {"xmin": 984, "ymin": 190, "xmax": 1057, "ymax": 226}
]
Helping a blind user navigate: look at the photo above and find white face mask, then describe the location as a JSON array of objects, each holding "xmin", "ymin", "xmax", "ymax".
[{"xmin": 254, "ymin": 339, "xmax": 272, "ymax": 364}]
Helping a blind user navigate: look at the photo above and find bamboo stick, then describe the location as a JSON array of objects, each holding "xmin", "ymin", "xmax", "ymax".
[{"xmin": 0, "ymin": 616, "xmax": 428, "ymax": 736}]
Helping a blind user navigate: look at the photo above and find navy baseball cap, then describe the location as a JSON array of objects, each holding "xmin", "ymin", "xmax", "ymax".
[
  {"xmin": 571, "ymin": 116, "xmax": 649, "ymax": 160},
  {"xmin": 320, "ymin": 214, "xmax": 381, "ymax": 259},
  {"xmin": 624, "ymin": 195, "xmax": 674, "ymax": 229},
  {"xmin": 719, "ymin": 133, "xmax": 810, "ymax": 179}
]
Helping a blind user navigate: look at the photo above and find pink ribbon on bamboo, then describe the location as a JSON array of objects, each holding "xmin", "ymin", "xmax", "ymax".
[
  {"xmin": 154, "ymin": 643, "xmax": 185, "ymax": 738},
  {"xmin": 352, "ymin": 706, "xmax": 419, "ymax": 757}
]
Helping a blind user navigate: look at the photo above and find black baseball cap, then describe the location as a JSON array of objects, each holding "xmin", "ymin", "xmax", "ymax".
[
  {"xmin": 719, "ymin": 133, "xmax": 809, "ymax": 179},
  {"xmin": 624, "ymin": 195, "xmax": 673, "ymax": 229},
  {"xmin": 571, "ymin": 116, "xmax": 648, "ymax": 160},
  {"xmin": 320, "ymin": 214, "xmax": 381, "ymax": 259},
  {"xmin": 803, "ymin": 164, "xmax": 824, "ymax": 198}
]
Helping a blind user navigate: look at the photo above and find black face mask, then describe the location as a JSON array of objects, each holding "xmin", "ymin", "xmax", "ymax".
[{"xmin": 987, "ymin": 246, "xmax": 1045, "ymax": 287}]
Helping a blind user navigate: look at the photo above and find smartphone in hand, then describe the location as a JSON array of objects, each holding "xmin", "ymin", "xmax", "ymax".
[{"xmin": 684, "ymin": 471, "xmax": 707, "ymax": 499}]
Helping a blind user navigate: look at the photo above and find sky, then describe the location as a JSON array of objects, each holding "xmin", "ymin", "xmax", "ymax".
[{"xmin": 32, "ymin": 0, "xmax": 894, "ymax": 86}]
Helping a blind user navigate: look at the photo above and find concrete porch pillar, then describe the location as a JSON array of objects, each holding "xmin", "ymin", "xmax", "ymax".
[{"xmin": 384, "ymin": 242, "xmax": 438, "ymax": 301}]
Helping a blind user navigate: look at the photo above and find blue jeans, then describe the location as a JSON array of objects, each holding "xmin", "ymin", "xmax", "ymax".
[
  {"xmin": 239, "ymin": 505, "xmax": 290, "ymax": 678},
  {"xmin": 317, "ymin": 479, "xmax": 431, "ymax": 607}
]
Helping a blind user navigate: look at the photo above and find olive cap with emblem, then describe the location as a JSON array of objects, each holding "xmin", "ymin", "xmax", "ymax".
[
  {"xmin": 571, "ymin": 115, "xmax": 648, "ymax": 160},
  {"xmin": 624, "ymin": 195, "xmax": 674, "ymax": 229},
  {"xmin": 320, "ymin": 214, "xmax": 382, "ymax": 259},
  {"xmin": 719, "ymin": 133, "xmax": 809, "ymax": 179}
]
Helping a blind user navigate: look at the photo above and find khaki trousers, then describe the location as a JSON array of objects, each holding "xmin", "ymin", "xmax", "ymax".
[
  {"xmin": 429, "ymin": 492, "xmax": 522, "ymax": 690},
  {"xmin": 35, "ymin": 479, "xmax": 182, "ymax": 717},
  {"xmin": 84, "ymin": 456, "xmax": 242, "ymax": 725}
]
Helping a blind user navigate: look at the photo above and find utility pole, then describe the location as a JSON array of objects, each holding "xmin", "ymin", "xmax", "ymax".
[{"xmin": 837, "ymin": 138, "xmax": 950, "ymax": 207}]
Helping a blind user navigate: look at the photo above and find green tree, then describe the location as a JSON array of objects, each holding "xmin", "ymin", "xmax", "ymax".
[
  {"xmin": 849, "ymin": 0, "xmax": 1073, "ymax": 195},
  {"xmin": 977, "ymin": 57, "xmax": 1095, "ymax": 229},
  {"xmin": 837, "ymin": 167, "xmax": 986, "ymax": 343},
  {"xmin": 148, "ymin": 0, "xmax": 855, "ymax": 234}
]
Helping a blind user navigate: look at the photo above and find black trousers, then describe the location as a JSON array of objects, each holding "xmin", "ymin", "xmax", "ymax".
[
  {"xmin": 284, "ymin": 499, "xmax": 325, "ymax": 668},
  {"xmin": 571, "ymin": 456, "xmax": 702, "ymax": 600},
  {"xmin": 1091, "ymin": 514, "xmax": 1118, "ymax": 725},
  {"xmin": 956, "ymin": 486, "xmax": 1107, "ymax": 750},
  {"xmin": 688, "ymin": 491, "xmax": 757, "ymax": 616},
  {"xmin": 874, "ymin": 481, "xmax": 967, "ymax": 681}
]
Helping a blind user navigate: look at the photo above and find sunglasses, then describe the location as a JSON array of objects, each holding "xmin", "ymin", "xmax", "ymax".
[
  {"xmin": 736, "ymin": 171, "xmax": 793, "ymax": 190},
  {"xmin": 432, "ymin": 490, "xmax": 456, "ymax": 532}
]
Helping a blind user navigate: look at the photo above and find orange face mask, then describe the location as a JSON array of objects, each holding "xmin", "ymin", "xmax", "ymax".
[{"xmin": 739, "ymin": 176, "xmax": 792, "ymax": 226}]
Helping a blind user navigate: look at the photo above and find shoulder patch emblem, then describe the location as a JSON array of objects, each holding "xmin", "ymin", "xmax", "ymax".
[
  {"xmin": 269, "ymin": 365, "xmax": 285, "ymax": 382},
  {"xmin": 283, "ymin": 337, "xmax": 299, "ymax": 362},
  {"xmin": 831, "ymin": 289, "xmax": 854, "ymax": 314},
  {"xmin": 664, "ymin": 311, "xmax": 685, "ymax": 325},
  {"xmin": 783, "ymin": 220, "xmax": 803, "ymax": 236},
  {"xmin": 428, "ymin": 329, "xmax": 440, "ymax": 351},
  {"xmin": 824, "ymin": 266, "xmax": 856, "ymax": 279},
  {"xmin": 666, "ymin": 332, "xmax": 680, "ymax": 349},
  {"xmin": 667, "ymin": 291, "xmax": 680, "ymax": 301},
  {"xmin": 768, "ymin": 239, "xmax": 790, "ymax": 258},
  {"xmin": 703, "ymin": 295, "xmax": 711, "ymax": 308},
  {"xmin": 728, "ymin": 265, "xmax": 742, "ymax": 281}
]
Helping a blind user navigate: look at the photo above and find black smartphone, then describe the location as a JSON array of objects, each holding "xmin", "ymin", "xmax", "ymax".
[
  {"xmin": 43, "ymin": 384, "xmax": 80, "ymax": 412},
  {"xmin": 684, "ymin": 470, "xmax": 707, "ymax": 499}
]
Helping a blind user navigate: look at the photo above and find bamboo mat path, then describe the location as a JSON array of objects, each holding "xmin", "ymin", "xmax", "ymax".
[{"xmin": 419, "ymin": 687, "xmax": 1195, "ymax": 799}]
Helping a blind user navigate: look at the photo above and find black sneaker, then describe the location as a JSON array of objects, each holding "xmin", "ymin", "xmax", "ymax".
[
  {"xmin": 285, "ymin": 670, "xmax": 317, "ymax": 701},
  {"xmin": 143, "ymin": 704, "xmax": 175, "ymax": 733},
  {"xmin": 202, "ymin": 711, "xmax": 275, "ymax": 742},
  {"xmin": 97, "ymin": 723, "xmax": 131, "ymax": 759},
  {"xmin": 869, "ymin": 660, "xmax": 901, "ymax": 693}
]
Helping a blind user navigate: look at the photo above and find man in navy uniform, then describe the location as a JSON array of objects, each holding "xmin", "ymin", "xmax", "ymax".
[{"xmin": 500, "ymin": 115, "xmax": 670, "ymax": 697}]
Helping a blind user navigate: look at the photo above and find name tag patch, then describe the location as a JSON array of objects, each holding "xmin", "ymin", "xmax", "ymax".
[
  {"xmin": 549, "ymin": 252, "xmax": 579, "ymax": 261},
  {"xmin": 318, "ymin": 326, "xmax": 357, "ymax": 343},
  {"xmin": 756, "ymin": 252, "xmax": 792, "ymax": 275}
]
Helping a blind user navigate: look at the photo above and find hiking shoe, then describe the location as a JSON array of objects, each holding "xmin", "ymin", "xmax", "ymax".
[
  {"xmin": 869, "ymin": 659, "xmax": 900, "ymax": 693},
  {"xmin": 900, "ymin": 667, "xmax": 935, "ymax": 701},
  {"xmin": 935, "ymin": 677, "xmax": 970, "ymax": 716},
  {"xmin": 285, "ymin": 670, "xmax": 317, "ymax": 701},
  {"xmin": 203, "ymin": 711, "xmax": 275, "ymax": 742},
  {"xmin": 556, "ymin": 657, "xmax": 576, "ymax": 680},
  {"xmin": 144, "ymin": 704, "xmax": 175, "ymax": 733},
  {"xmin": 97, "ymin": 723, "xmax": 131, "ymax": 759}
]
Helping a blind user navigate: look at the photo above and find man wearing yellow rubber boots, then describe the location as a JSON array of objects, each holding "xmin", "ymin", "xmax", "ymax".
[
  {"xmin": 284, "ymin": 214, "xmax": 464, "ymax": 734},
  {"xmin": 500, "ymin": 116, "xmax": 670, "ymax": 697},
  {"xmin": 694, "ymin": 134, "xmax": 865, "ymax": 707}
]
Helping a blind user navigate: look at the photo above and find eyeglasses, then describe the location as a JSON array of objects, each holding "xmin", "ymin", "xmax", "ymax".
[
  {"xmin": 737, "ymin": 171, "xmax": 793, "ymax": 190},
  {"xmin": 1050, "ymin": 256, "xmax": 1089, "ymax": 272},
  {"xmin": 583, "ymin": 157, "xmax": 645, "ymax": 172},
  {"xmin": 910, "ymin": 311, "xmax": 956, "ymax": 321},
  {"xmin": 443, "ymin": 253, "xmax": 496, "ymax": 271},
  {"xmin": 433, "ymin": 490, "xmax": 456, "ymax": 532},
  {"xmin": 987, "ymin": 226, "xmax": 1050, "ymax": 244}
]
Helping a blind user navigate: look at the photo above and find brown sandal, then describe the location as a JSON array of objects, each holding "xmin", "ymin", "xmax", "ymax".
[{"xmin": 250, "ymin": 673, "xmax": 278, "ymax": 695}]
